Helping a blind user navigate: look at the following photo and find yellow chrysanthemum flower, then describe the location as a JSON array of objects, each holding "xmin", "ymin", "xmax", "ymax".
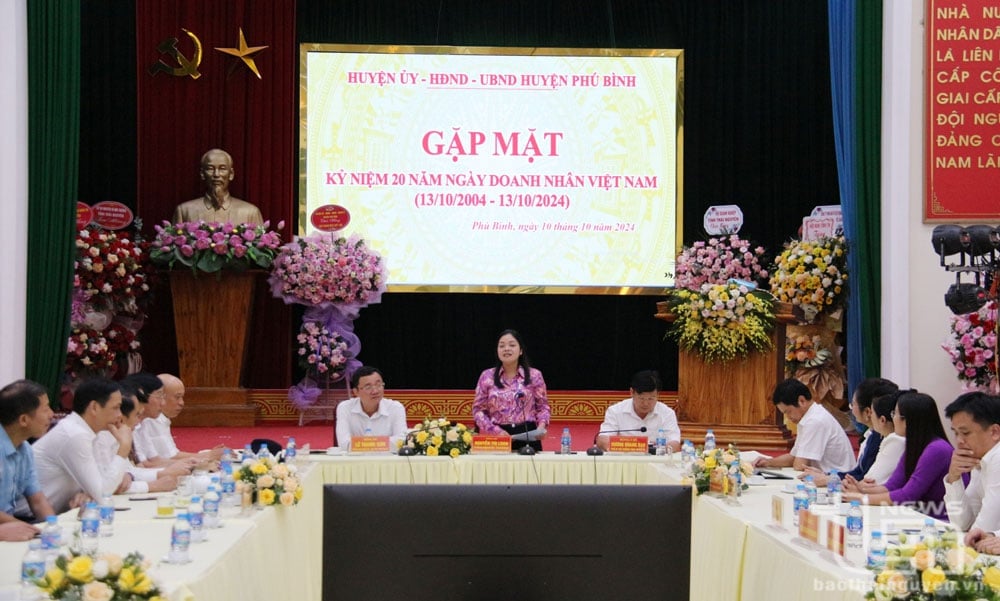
[
  {"xmin": 449, "ymin": 447, "xmax": 461, "ymax": 458},
  {"xmin": 258, "ymin": 488, "xmax": 276, "ymax": 505},
  {"xmin": 426, "ymin": 446, "xmax": 439, "ymax": 456}
]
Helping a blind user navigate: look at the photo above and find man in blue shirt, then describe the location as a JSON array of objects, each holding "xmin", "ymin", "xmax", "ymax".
[{"xmin": 0, "ymin": 379, "xmax": 55, "ymax": 540}]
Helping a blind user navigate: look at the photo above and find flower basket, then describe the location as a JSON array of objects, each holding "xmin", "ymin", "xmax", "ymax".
[
  {"xmin": 400, "ymin": 418, "xmax": 473, "ymax": 457},
  {"xmin": 865, "ymin": 533, "xmax": 1000, "ymax": 600},
  {"xmin": 234, "ymin": 456, "xmax": 304, "ymax": 507},
  {"xmin": 689, "ymin": 444, "xmax": 754, "ymax": 496},
  {"xmin": 769, "ymin": 236, "xmax": 848, "ymax": 323},
  {"xmin": 674, "ymin": 234, "xmax": 769, "ymax": 291},
  {"xmin": 942, "ymin": 300, "xmax": 999, "ymax": 392},
  {"xmin": 32, "ymin": 550, "xmax": 161, "ymax": 600},
  {"xmin": 663, "ymin": 282, "xmax": 776, "ymax": 363}
]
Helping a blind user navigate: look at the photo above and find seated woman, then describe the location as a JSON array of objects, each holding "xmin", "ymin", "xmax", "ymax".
[
  {"xmin": 859, "ymin": 390, "xmax": 907, "ymax": 484},
  {"xmin": 843, "ymin": 390, "xmax": 953, "ymax": 520}
]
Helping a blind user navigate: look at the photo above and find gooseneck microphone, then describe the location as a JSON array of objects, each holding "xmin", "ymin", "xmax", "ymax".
[{"xmin": 586, "ymin": 426, "xmax": 647, "ymax": 456}]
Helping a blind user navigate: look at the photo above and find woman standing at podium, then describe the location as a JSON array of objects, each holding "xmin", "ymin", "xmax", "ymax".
[{"xmin": 472, "ymin": 329, "xmax": 550, "ymax": 453}]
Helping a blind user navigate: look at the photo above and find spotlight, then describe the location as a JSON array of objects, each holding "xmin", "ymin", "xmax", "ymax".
[
  {"xmin": 931, "ymin": 224, "xmax": 964, "ymax": 257},
  {"xmin": 961, "ymin": 225, "xmax": 996, "ymax": 256},
  {"xmin": 944, "ymin": 282, "xmax": 988, "ymax": 315}
]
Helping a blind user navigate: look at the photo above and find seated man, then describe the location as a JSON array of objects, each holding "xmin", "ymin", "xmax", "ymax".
[
  {"xmin": 93, "ymin": 382, "xmax": 188, "ymax": 494},
  {"xmin": 596, "ymin": 370, "xmax": 681, "ymax": 453},
  {"xmin": 32, "ymin": 378, "xmax": 131, "ymax": 513},
  {"xmin": 942, "ymin": 392, "xmax": 1000, "ymax": 549},
  {"xmin": 336, "ymin": 366, "xmax": 407, "ymax": 450},
  {"xmin": 754, "ymin": 378, "xmax": 855, "ymax": 472},
  {"xmin": 132, "ymin": 373, "xmax": 222, "ymax": 466},
  {"xmin": 0, "ymin": 380, "xmax": 55, "ymax": 539},
  {"xmin": 801, "ymin": 377, "xmax": 898, "ymax": 486}
]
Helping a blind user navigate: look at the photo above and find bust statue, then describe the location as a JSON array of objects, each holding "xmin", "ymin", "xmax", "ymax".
[{"xmin": 172, "ymin": 148, "xmax": 264, "ymax": 225}]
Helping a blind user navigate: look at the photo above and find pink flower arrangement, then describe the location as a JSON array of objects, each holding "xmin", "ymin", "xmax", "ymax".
[
  {"xmin": 296, "ymin": 321, "xmax": 349, "ymax": 378},
  {"xmin": 674, "ymin": 234, "xmax": 768, "ymax": 291},
  {"xmin": 150, "ymin": 220, "xmax": 283, "ymax": 273},
  {"xmin": 269, "ymin": 233, "xmax": 387, "ymax": 308},
  {"xmin": 942, "ymin": 301, "xmax": 998, "ymax": 391}
]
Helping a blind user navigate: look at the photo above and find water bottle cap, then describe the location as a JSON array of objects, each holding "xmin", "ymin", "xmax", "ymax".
[
  {"xmin": 850, "ymin": 500, "xmax": 860, "ymax": 506},
  {"xmin": 872, "ymin": 530, "xmax": 882, "ymax": 537},
  {"xmin": 804, "ymin": 475, "xmax": 814, "ymax": 482},
  {"xmin": 46, "ymin": 515, "xmax": 57, "ymax": 524},
  {"xmin": 85, "ymin": 502, "xmax": 97, "ymax": 509},
  {"xmin": 289, "ymin": 437, "xmax": 296, "ymax": 443},
  {"xmin": 796, "ymin": 483, "xmax": 805, "ymax": 490}
]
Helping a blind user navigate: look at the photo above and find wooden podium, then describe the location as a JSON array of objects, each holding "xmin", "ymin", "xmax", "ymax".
[
  {"xmin": 169, "ymin": 270, "xmax": 259, "ymax": 426},
  {"xmin": 656, "ymin": 301, "xmax": 795, "ymax": 450}
]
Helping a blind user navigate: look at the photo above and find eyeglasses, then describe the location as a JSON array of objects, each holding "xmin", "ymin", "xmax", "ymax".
[{"xmin": 359, "ymin": 381, "xmax": 385, "ymax": 393}]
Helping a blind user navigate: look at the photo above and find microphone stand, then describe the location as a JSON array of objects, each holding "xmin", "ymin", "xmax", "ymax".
[
  {"xmin": 515, "ymin": 389, "xmax": 536, "ymax": 456},
  {"xmin": 586, "ymin": 427, "xmax": 648, "ymax": 456}
]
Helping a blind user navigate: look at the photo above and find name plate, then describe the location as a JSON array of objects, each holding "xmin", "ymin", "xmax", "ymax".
[
  {"xmin": 826, "ymin": 521, "xmax": 845, "ymax": 556},
  {"xmin": 471, "ymin": 435, "xmax": 512, "ymax": 454},
  {"xmin": 607, "ymin": 435, "xmax": 648, "ymax": 454},
  {"xmin": 350, "ymin": 435, "xmax": 390, "ymax": 453},
  {"xmin": 799, "ymin": 510, "xmax": 820, "ymax": 544},
  {"xmin": 771, "ymin": 495, "xmax": 784, "ymax": 527}
]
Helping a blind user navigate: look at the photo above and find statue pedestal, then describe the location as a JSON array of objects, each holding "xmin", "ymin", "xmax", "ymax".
[
  {"xmin": 656, "ymin": 301, "xmax": 795, "ymax": 450},
  {"xmin": 169, "ymin": 270, "xmax": 259, "ymax": 426}
]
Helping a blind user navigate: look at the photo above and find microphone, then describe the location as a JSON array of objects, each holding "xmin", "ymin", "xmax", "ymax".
[{"xmin": 587, "ymin": 427, "xmax": 648, "ymax": 456}]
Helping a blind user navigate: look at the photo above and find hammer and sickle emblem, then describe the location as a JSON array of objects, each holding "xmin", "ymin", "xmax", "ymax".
[{"xmin": 149, "ymin": 28, "xmax": 203, "ymax": 79}]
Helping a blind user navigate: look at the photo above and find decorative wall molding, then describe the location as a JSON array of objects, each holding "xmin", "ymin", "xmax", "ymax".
[{"xmin": 249, "ymin": 389, "xmax": 679, "ymax": 423}]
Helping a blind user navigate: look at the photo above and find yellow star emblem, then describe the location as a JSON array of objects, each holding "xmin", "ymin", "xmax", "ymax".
[{"xmin": 215, "ymin": 28, "xmax": 268, "ymax": 79}]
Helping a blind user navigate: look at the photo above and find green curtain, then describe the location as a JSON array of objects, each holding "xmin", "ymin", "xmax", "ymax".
[
  {"xmin": 855, "ymin": 1, "xmax": 883, "ymax": 377},
  {"xmin": 26, "ymin": 0, "xmax": 80, "ymax": 402}
]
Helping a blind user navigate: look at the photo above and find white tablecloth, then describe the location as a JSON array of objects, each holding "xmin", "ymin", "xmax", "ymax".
[{"xmin": 3, "ymin": 454, "xmax": 941, "ymax": 601}]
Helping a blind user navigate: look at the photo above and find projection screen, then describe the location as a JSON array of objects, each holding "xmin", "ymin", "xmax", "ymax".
[{"xmin": 300, "ymin": 45, "xmax": 683, "ymax": 294}]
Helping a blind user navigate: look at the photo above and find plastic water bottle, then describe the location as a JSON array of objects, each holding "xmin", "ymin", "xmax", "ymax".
[
  {"xmin": 203, "ymin": 485, "xmax": 221, "ymax": 529},
  {"xmin": 827, "ymin": 471, "xmax": 842, "ymax": 505},
  {"xmin": 40, "ymin": 515, "xmax": 62, "ymax": 559},
  {"xmin": 868, "ymin": 530, "xmax": 886, "ymax": 569},
  {"xmin": 922, "ymin": 517, "xmax": 939, "ymax": 546},
  {"xmin": 803, "ymin": 475, "xmax": 818, "ymax": 506},
  {"xmin": 285, "ymin": 437, "xmax": 297, "ymax": 463},
  {"xmin": 220, "ymin": 447, "xmax": 234, "ymax": 476},
  {"xmin": 221, "ymin": 469, "xmax": 236, "ymax": 507},
  {"xmin": 681, "ymin": 440, "xmax": 695, "ymax": 469},
  {"xmin": 655, "ymin": 428, "xmax": 667, "ymax": 456},
  {"xmin": 188, "ymin": 495, "xmax": 205, "ymax": 542},
  {"xmin": 170, "ymin": 512, "xmax": 191, "ymax": 563},
  {"xmin": 21, "ymin": 539, "xmax": 45, "ymax": 598},
  {"xmin": 846, "ymin": 500, "xmax": 864, "ymax": 563},
  {"xmin": 704, "ymin": 429, "xmax": 716, "ymax": 452},
  {"xmin": 98, "ymin": 494, "xmax": 114, "ymax": 537},
  {"xmin": 80, "ymin": 501, "xmax": 100, "ymax": 554},
  {"xmin": 256, "ymin": 443, "xmax": 273, "ymax": 461},
  {"xmin": 792, "ymin": 483, "xmax": 809, "ymax": 527},
  {"xmin": 560, "ymin": 428, "xmax": 572, "ymax": 454},
  {"xmin": 242, "ymin": 443, "xmax": 255, "ymax": 465}
]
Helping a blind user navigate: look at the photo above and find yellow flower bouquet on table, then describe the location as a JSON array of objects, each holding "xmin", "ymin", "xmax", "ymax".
[
  {"xmin": 690, "ymin": 444, "xmax": 754, "ymax": 496},
  {"xmin": 234, "ymin": 456, "xmax": 304, "ymax": 506},
  {"xmin": 663, "ymin": 282, "xmax": 776, "ymax": 363},
  {"xmin": 33, "ymin": 550, "xmax": 162, "ymax": 600},
  {"xmin": 769, "ymin": 236, "xmax": 848, "ymax": 324},
  {"xmin": 400, "ymin": 418, "xmax": 473, "ymax": 457},
  {"xmin": 866, "ymin": 532, "xmax": 1000, "ymax": 600}
]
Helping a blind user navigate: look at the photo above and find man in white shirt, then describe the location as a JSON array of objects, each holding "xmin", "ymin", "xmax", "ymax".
[
  {"xmin": 336, "ymin": 366, "xmax": 407, "ymax": 450},
  {"xmin": 132, "ymin": 373, "xmax": 222, "ymax": 466},
  {"xmin": 942, "ymin": 392, "xmax": 1000, "ymax": 549},
  {"xmin": 32, "ymin": 378, "xmax": 132, "ymax": 513},
  {"xmin": 754, "ymin": 378, "xmax": 855, "ymax": 473},
  {"xmin": 596, "ymin": 370, "xmax": 681, "ymax": 453},
  {"xmin": 94, "ymin": 382, "xmax": 188, "ymax": 494}
]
